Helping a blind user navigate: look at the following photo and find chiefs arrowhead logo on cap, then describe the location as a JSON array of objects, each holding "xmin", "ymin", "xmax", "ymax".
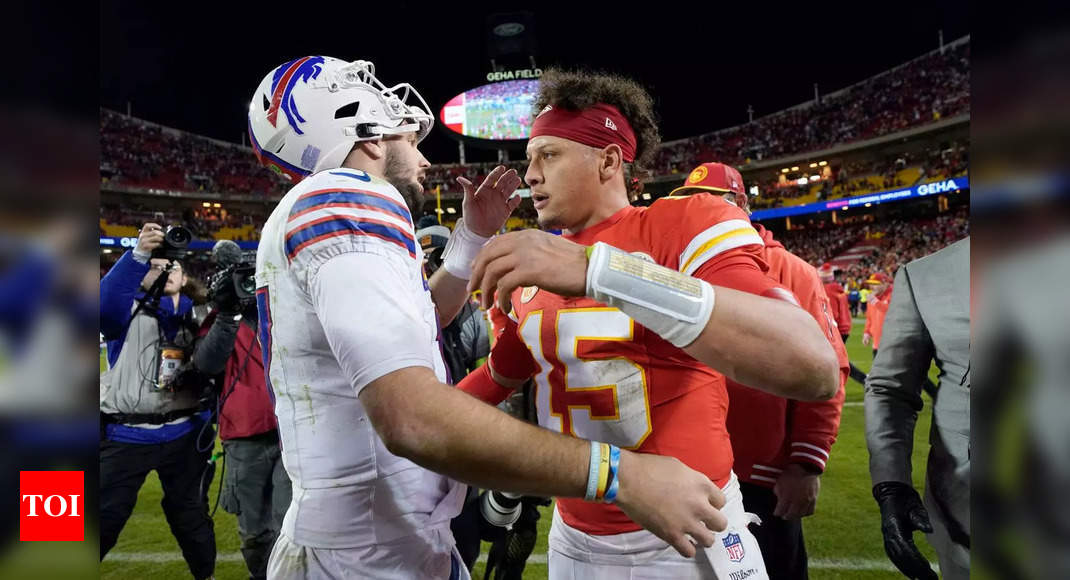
[
  {"xmin": 688, "ymin": 165, "xmax": 709, "ymax": 184},
  {"xmin": 521, "ymin": 286, "xmax": 539, "ymax": 303}
]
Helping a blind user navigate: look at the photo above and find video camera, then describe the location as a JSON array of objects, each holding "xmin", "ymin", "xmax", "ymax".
[
  {"xmin": 207, "ymin": 240, "xmax": 256, "ymax": 313},
  {"xmin": 151, "ymin": 225, "xmax": 193, "ymax": 261}
]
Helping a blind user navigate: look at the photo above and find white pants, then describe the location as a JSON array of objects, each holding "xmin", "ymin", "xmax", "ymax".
[
  {"xmin": 267, "ymin": 525, "xmax": 469, "ymax": 580},
  {"xmin": 548, "ymin": 473, "xmax": 768, "ymax": 580}
]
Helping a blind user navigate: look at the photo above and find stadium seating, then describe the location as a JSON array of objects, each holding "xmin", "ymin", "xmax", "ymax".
[{"xmin": 100, "ymin": 39, "xmax": 969, "ymax": 207}]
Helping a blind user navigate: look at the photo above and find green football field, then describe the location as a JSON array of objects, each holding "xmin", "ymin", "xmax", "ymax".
[{"xmin": 100, "ymin": 319, "xmax": 939, "ymax": 579}]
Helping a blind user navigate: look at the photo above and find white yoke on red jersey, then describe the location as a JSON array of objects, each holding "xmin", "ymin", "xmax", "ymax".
[{"xmin": 256, "ymin": 168, "xmax": 464, "ymax": 575}]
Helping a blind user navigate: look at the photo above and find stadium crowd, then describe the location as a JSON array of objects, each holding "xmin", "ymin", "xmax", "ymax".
[
  {"xmin": 101, "ymin": 109, "xmax": 290, "ymax": 198},
  {"xmin": 750, "ymin": 139, "xmax": 969, "ymax": 209},
  {"xmin": 777, "ymin": 204, "xmax": 969, "ymax": 287},
  {"xmin": 654, "ymin": 40, "xmax": 969, "ymax": 174},
  {"xmin": 100, "ymin": 41, "xmax": 968, "ymax": 202}
]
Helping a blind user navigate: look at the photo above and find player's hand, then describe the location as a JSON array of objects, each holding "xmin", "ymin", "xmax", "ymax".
[
  {"xmin": 862, "ymin": 332, "xmax": 873, "ymax": 346},
  {"xmin": 468, "ymin": 230, "xmax": 588, "ymax": 313},
  {"xmin": 458, "ymin": 166, "xmax": 524, "ymax": 238},
  {"xmin": 136, "ymin": 223, "xmax": 165, "ymax": 255},
  {"xmin": 613, "ymin": 450, "xmax": 728, "ymax": 558},
  {"xmin": 873, "ymin": 482, "xmax": 938, "ymax": 580},
  {"xmin": 773, "ymin": 464, "xmax": 820, "ymax": 520}
]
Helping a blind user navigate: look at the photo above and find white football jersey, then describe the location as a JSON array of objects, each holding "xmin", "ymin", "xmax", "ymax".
[{"xmin": 255, "ymin": 167, "xmax": 462, "ymax": 549}]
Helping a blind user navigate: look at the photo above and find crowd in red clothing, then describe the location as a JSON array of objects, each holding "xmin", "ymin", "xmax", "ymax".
[
  {"xmin": 775, "ymin": 205, "xmax": 969, "ymax": 285},
  {"xmin": 101, "ymin": 110, "xmax": 291, "ymax": 198},
  {"xmin": 654, "ymin": 40, "xmax": 969, "ymax": 175},
  {"xmin": 100, "ymin": 41, "xmax": 968, "ymax": 202}
]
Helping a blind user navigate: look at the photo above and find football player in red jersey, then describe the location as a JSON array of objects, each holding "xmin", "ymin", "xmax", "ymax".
[
  {"xmin": 670, "ymin": 163, "xmax": 849, "ymax": 579},
  {"xmin": 459, "ymin": 69, "xmax": 839, "ymax": 579}
]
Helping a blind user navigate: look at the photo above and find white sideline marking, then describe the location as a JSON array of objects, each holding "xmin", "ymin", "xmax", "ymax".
[{"xmin": 106, "ymin": 552, "xmax": 935, "ymax": 571}]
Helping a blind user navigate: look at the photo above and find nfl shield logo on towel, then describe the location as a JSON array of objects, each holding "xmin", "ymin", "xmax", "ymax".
[{"xmin": 723, "ymin": 533, "xmax": 745, "ymax": 562}]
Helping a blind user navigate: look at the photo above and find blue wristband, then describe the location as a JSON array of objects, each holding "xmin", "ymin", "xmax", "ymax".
[
  {"xmin": 585, "ymin": 441, "xmax": 601, "ymax": 501},
  {"xmin": 603, "ymin": 445, "xmax": 621, "ymax": 503}
]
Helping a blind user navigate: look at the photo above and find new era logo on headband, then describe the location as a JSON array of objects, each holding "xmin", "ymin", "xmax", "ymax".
[{"xmin": 605, "ymin": 118, "xmax": 618, "ymax": 131}]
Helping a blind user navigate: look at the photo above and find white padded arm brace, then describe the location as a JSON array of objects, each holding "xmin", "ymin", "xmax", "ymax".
[{"xmin": 585, "ymin": 242, "xmax": 715, "ymax": 348}]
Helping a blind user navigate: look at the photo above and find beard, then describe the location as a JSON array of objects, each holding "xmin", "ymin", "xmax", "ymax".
[{"xmin": 383, "ymin": 145, "xmax": 425, "ymax": 216}]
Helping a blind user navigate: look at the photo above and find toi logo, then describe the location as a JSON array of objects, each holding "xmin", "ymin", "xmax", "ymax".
[{"xmin": 20, "ymin": 471, "xmax": 84, "ymax": 541}]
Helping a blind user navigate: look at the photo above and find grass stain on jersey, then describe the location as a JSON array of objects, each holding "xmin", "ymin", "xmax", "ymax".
[{"xmin": 302, "ymin": 384, "xmax": 315, "ymax": 424}]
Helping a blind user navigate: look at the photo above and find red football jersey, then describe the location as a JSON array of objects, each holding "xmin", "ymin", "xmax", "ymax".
[{"xmin": 485, "ymin": 196, "xmax": 781, "ymax": 535}]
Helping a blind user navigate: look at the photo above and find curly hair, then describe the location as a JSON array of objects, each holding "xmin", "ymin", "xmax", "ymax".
[{"xmin": 532, "ymin": 68, "xmax": 661, "ymax": 198}]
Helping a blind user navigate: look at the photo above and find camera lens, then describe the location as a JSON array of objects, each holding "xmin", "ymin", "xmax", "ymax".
[
  {"xmin": 164, "ymin": 226, "xmax": 192, "ymax": 249},
  {"xmin": 481, "ymin": 491, "xmax": 522, "ymax": 528},
  {"xmin": 238, "ymin": 273, "xmax": 256, "ymax": 295}
]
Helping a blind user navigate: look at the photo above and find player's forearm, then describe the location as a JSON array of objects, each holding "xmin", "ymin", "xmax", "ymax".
[
  {"xmin": 361, "ymin": 366, "xmax": 589, "ymax": 498},
  {"xmin": 583, "ymin": 243, "xmax": 836, "ymax": 400},
  {"xmin": 432, "ymin": 218, "xmax": 497, "ymax": 326},
  {"xmin": 685, "ymin": 286, "xmax": 839, "ymax": 401},
  {"xmin": 428, "ymin": 267, "xmax": 470, "ymax": 327}
]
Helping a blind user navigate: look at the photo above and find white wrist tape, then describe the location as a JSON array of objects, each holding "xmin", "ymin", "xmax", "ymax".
[
  {"xmin": 441, "ymin": 218, "xmax": 492, "ymax": 280},
  {"xmin": 585, "ymin": 242, "xmax": 715, "ymax": 348},
  {"xmin": 132, "ymin": 248, "xmax": 151, "ymax": 263}
]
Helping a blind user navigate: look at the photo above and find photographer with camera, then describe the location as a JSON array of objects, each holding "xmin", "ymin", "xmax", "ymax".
[
  {"xmin": 191, "ymin": 240, "xmax": 290, "ymax": 580},
  {"xmin": 99, "ymin": 223, "xmax": 216, "ymax": 580}
]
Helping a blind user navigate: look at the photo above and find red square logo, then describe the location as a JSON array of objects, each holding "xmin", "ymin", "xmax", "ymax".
[{"xmin": 20, "ymin": 471, "xmax": 84, "ymax": 541}]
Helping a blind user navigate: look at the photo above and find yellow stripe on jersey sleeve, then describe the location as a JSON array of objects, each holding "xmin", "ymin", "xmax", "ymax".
[{"xmin": 678, "ymin": 219, "xmax": 764, "ymax": 276}]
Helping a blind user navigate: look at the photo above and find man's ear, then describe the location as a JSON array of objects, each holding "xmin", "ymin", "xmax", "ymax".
[
  {"xmin": 599, "ymin": 144, "xmax": 624, "ymax": 182},
  {"xmin": 357, "ymin": 138, "xmax": 386, "ymax": 161}
]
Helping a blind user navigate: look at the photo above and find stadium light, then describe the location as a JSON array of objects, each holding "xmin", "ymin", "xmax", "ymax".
[
  {"xmin": 791, "ymin": 166, "xmax": 799, "ymax": 171},
  {"xmin": 819, "ymin": 161, "xmax": 828, "ymax": 166},
  {"xmin": 809, "ymin": 163, "xmax": 817, "ymax": 168},
  {"xmin": 865, "ymin": 203, "xmax": 872, "ymax": 207},
  {"xmin": 841, "ymin": 207, "xmax": 848, "ymax": 211},
  {"xmin": 435, "ymin": 208, "xmax": 444, "ymax": 214},
  {"xmin": 641, "ymin": 193, "xmax": 652, "ymax": 200},
  {"xmin": 202, "ymin": 202, "xmax": 211, "ymax": 207},
  {"xmin": 446, "ymin": 207, "xmax": 457, "ymax": 214},
  {"xmin": 102, "ymin": 249, "xmax": 113, "ymax": 254},
  {"xmin": 809, "ymin": 175, "xmax": 820, "ymax": 181},
  {"xmin": 213, "ymin": 203, "xmax": 222, "ymax": 208},
  {"xmin": 797, "ymin": 178, "xmax": 808, "ymax": 186},
  {"xmin": 781, "ymin": 168, "xmax": 789, "ymax": 173},
  {"xmin": 749, "ymin": 186, "xmax": 759, "ymax": 196}
]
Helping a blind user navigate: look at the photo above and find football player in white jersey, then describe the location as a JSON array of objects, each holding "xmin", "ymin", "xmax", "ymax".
[{"xmin": 248, "ymin": 56, "xmax": 733, "ymax": 579}]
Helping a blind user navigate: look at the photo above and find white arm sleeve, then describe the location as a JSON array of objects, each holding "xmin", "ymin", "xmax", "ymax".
[{"xmin": 310, "ymin": 251, "xmax": 435, "ymax": 395}]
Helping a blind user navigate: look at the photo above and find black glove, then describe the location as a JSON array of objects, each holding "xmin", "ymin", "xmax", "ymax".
[{"xmin": 873, "ymin": 482, "xmax": 938, "ymax": 579}]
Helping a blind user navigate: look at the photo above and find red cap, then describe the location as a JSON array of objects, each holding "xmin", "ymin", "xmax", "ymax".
[
  {"xmin": 669, "ymin": 162, "xmax": 748, "ymax": 197},
  {"xmin": 818, "ymin": 263, "xmax": 835, "ymax": 283},
  {"xmin": 865, "ymin": 272, "xmax": 892, "ymax": 285}
]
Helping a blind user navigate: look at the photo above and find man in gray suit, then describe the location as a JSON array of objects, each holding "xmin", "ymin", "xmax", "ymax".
[{"xmin": 864, "ymin": 237, "xmax": 970, "ymax": 580}]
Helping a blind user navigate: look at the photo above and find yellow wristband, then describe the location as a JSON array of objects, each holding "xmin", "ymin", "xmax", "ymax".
[
  {"xmin": 585, "ymin": 245, "xmax": 596, "ymax": 261},
  {"xmin": 595, "ymin": 443, "xmax": 611, "ymax": 500}
]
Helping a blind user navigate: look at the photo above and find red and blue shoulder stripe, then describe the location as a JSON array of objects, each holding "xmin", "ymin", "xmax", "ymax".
[{"xmin": 284, "ymin": 188, "xmax": 416, "ymax": 261}]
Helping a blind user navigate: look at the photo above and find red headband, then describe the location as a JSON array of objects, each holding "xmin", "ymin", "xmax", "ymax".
[{"xmin": 529, "ymin": 103, "xmax": 638, "ymax": 162}]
